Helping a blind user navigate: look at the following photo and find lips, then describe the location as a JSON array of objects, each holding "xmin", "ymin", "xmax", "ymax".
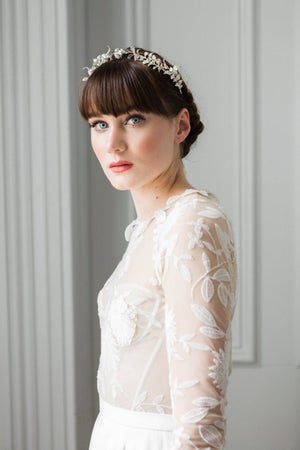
[
  {"xmin": 109, "ymin": 160, "xmax": 134, "ymax": 173},
  {"xmin": 109, "ymin": 160, "xmax": 133, "ymax": 168}
]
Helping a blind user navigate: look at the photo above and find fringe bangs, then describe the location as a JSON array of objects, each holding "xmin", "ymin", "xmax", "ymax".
[{"xmin": 79, "ymin": 59, "xmax": 168, "ymax": 119}]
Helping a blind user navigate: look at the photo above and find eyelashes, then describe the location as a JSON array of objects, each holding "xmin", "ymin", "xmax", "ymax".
[
  {"xmin": 126, "ymin": 115, "xmax": 145, "ymax": 126},
  {"xmin": 89, "ymin": 121, "xmax": 105, "ymax": 129},
  {"xmin": 88, "ymin": 113, "xmax": 146, "ymax": 129}
]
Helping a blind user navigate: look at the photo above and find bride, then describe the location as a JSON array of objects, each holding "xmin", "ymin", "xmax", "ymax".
[{"xmin": 79, "ymin": 46, "xmax": 237, "ymax": 450}]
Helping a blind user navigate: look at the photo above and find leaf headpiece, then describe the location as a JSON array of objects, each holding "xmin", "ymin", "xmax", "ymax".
[{"xmin": 82, "ymin": 46, "xmax": 184, "ymax": 93}]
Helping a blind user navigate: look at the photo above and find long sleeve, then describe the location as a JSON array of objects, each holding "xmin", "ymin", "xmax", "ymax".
[{"xmin": 160, "ymin": 201, "xmax": 237, "ymax": 449}]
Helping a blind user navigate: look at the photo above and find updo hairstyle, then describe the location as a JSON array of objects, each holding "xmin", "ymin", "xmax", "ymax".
[{"xmin": 79, "ymin": 47, "xmax": 204, "ymax": 158}]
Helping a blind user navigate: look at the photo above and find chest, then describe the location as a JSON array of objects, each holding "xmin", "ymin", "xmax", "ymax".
[{"xmin": 97, "ymin": 227, "xmax": 165, "ymax": 346}]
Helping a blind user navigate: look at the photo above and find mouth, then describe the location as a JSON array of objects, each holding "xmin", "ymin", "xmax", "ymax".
[
  {"xmin": 109, "ymin": 161, "xmax": 134, "ymax": 173},
  {"xmin": 109, "ymin": 160, "xmax": 133, "ymax": 168}
]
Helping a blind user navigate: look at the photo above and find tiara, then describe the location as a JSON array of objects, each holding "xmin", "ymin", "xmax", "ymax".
[{"xmin": 82, "ymin": 46, "xmax": 184, "ymax": 93}]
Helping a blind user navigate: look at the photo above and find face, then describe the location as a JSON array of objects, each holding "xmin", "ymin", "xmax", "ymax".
[{"xmin": 88, "ymin": 110, "xmax": 182, "ymax": 192}]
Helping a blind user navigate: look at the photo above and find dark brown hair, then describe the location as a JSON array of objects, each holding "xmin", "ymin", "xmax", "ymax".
[{"xmin": 79, "ymin": 48, "xmax": 204, "ymax": 158}]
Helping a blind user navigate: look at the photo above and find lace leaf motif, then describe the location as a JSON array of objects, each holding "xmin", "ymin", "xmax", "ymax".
[{"xmin": 161, "ymin": 200, "xmax": 235, "ymax": 449}]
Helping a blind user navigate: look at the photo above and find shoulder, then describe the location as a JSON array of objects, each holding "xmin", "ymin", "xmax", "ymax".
[
  {"xmin": 153, "ymin": 190, "xmax": 237, "ymax": 290},
  {"xmin": 156, "ymin": 191, "xmax": 235, "ymax": 276},
  {"xmin": 165, "ymin": 189, "xmax": 233, "ymax": 236},
  {"xmin": 154, "ymin": 189, "xmax": 235, "ymax": 257}
]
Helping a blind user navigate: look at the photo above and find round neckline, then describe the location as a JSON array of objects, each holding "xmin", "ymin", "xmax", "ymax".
[
  {"xmin": 124, "ymin": 188, "xmax": 211, "ymax": 242},
  {"xmin": 133, "ymin": 188, "xmax": 207, "ymax": 225}
]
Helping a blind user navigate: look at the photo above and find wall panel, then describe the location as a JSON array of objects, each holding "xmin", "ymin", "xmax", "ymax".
[
  {"xmin": 294, "ymin": 0, "xmax": 300, "ymax": 369},
  {"xmin": 0, "ymin": 0, "xmax": 89, "ymax": 448},
  {"xmin": 149, "ymin": 0, "xmax": 256, "ymax": 362}
]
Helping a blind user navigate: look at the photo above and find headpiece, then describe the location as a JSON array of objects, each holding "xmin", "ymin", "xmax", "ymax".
[{"xmin": 82, "ymin": 46, "xmax": 184, "ymax": 93}]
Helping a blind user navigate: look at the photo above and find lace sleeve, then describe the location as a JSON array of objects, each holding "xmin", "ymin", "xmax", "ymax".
[{"xmin": 161, "ymin": 204, "xmax": 237, "ymax": 449}]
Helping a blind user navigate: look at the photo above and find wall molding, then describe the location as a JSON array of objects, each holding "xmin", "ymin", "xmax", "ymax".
[
  {"xmin": 123, "ymin": 0, "xmax": 256, "ymax": 363},
  {"xmin": 0, "ymin": 0, "xmax": 89, "ymax": 448},
  {"xmin": 124, "ymin": 0, "xmax": 150, "ymax": 48},
  {"xmin": 231, "ymin": 0, "xmax": 256, "ymax": 363},
  {"xmin": 294, "ymin": 0, "xmax": 300, "ymax": 368}
]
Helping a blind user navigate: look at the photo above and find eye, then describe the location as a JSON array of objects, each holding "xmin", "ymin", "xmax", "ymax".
[
  {"xmin": 89, "ymin": 120, "xmax": 107, "ymax": 130},
  {"xmin": 126, "ymin": 115, "xmax": 145, "ymax": 126}
]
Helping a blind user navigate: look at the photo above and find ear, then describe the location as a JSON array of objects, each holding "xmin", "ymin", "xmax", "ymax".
[{"xmin": 174, "ymin": 108, "xmax": 191, "ymax": 144}]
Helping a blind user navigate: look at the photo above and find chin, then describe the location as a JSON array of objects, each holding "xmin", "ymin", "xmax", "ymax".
[
  {"xmin": 107, "ymin": 174, "xmax": 145, "ymax": 191},
  {"xmin": 108, "ymin": 179, "xmax": 133, "ymax": 191}
]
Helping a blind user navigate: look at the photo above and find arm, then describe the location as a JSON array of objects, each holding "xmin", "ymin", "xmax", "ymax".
[{"xmin": 161, "ymin": 204, "xmax": 237, "ymax": 449}]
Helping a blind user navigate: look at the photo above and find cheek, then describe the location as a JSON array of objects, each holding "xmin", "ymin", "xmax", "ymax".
[
  {"xmin": 91, "ymin": 134, "xmax": 98, "ymax": 153},
  {"xmin": 91, "ymin": 135, "xmax": 105, "ymax": 162},
  {"xmin": 136, "ymin": 130, "xmax": 172, "ymax": 160}
]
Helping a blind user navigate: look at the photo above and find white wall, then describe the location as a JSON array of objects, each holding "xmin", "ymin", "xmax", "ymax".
[{"xmin": 0, "ymin": 0, "xmax": 93, "ymax": 448}]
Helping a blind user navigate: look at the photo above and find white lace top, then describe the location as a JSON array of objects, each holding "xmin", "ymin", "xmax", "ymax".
[{"xmin": 96, "ymin": 188, "xmax": 238, "ymax": 449}]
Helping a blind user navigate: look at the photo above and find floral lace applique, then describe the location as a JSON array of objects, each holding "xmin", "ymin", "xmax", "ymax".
[
  {"xmin": 95, "ymin": 189, "xmax": 237, "ymax": 449},
  {"xmin": 110, "ymin": 294, "xmax": 138, "ymax": 347}
]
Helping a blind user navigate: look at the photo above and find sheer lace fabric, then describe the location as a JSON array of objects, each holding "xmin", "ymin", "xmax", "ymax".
[{"xmin": 97, "ymin": 189, "xmax": 237, "ymax": 449}]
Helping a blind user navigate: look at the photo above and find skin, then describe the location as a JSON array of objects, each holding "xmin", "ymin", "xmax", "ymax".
[{"xmin": 89, "ymin": 107, "xmax": 195, "ymax": 221}]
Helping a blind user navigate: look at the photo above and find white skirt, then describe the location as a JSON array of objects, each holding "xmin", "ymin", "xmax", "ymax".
[{"xmin": 89, "ymin": 396, "xmax": 175, "ymax": 450}]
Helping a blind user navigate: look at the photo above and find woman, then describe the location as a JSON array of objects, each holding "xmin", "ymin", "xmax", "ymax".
[{"xmin": 79, "ymin": 46, "xmax": 237, "ymax": 450}]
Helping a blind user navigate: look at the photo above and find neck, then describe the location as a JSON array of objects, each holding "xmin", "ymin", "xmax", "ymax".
[{"xmin": 130, "ymin": 163, "xmax": 195, "ymax": 221}]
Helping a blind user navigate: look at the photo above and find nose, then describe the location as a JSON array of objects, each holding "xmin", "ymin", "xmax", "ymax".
[{"xmin": 106, "ymin": 126, "xmax": 127, "ymax": 154}]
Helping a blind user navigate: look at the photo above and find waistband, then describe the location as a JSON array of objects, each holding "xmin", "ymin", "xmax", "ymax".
[{"xmin": 99, "ymin": 396, "xmax": 175, "ymax": 431}]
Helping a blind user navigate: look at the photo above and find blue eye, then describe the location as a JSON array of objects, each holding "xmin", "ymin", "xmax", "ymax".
[
  {"xmin": 90, "ymin": 121, "xmax": 107, "ymax": 130},
  {"xmin": 127, "ymin": 115, "xmax": 145, "ymax": 126},
  {"xmin": 95, "ymin": 121, "xmax": 107, "ymax": 130}
]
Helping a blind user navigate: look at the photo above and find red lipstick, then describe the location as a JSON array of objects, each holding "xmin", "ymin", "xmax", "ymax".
[{"xmin": 109, "ymin": 160, "xmax": 133, "ymax": 173}]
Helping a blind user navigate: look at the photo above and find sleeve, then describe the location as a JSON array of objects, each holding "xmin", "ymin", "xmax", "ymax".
[{"xmin": 161, "ymin": 204, "xmax": 237, "ymax": 449}]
